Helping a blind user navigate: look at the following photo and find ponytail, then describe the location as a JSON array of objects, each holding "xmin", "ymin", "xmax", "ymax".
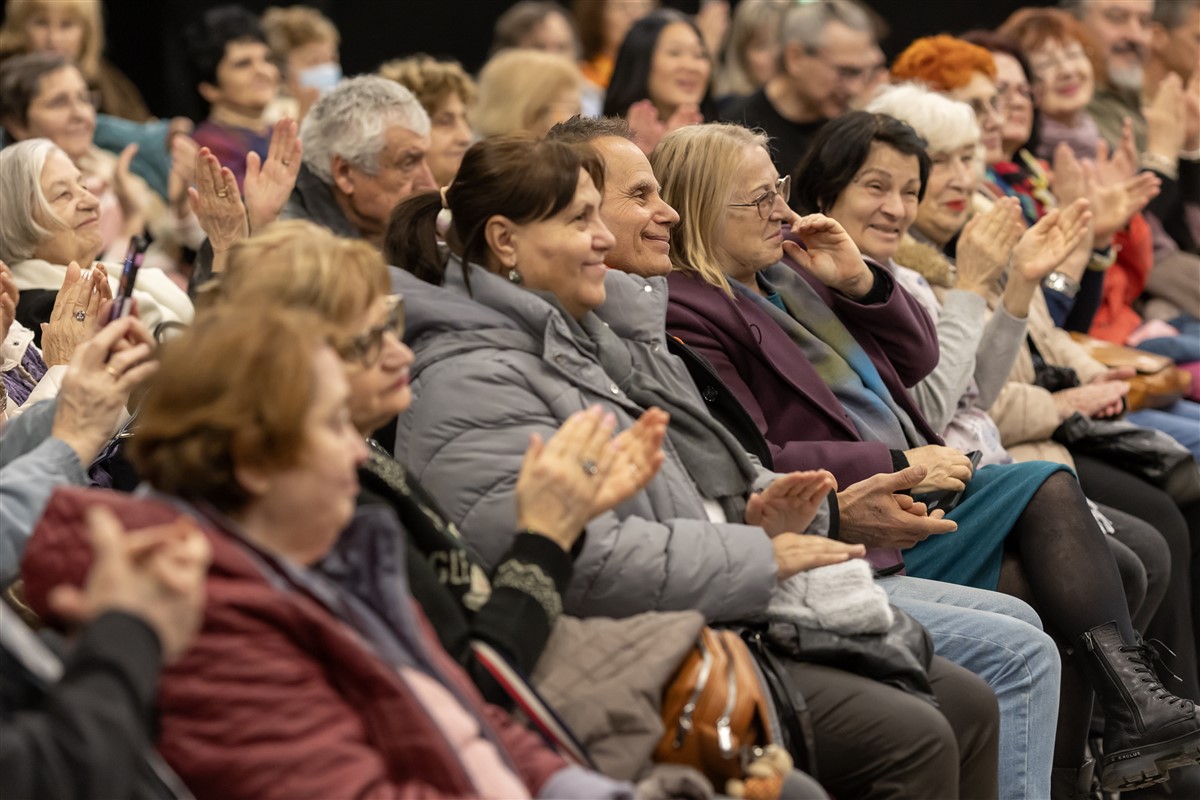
[{"xmin": 385, "ymin": 191, "xmax": 448, "ymax": 285}]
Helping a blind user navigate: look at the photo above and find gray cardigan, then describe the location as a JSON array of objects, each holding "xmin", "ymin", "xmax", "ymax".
[
  {"xmin": 393, "ymin": 263, "xmax": 814, "ymax": 624},
  {"xmin": 0, "ymin": 400, "xmax": 86, "ymax": 587}
]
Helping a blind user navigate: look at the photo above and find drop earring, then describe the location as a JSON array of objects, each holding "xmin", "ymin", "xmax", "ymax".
[{"xmin": 507, "ymin": 264, "xmax": 523, "ymax": 285}]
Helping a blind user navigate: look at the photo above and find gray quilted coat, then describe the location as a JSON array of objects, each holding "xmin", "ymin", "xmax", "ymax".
[{"xmin": 393, "ymin": 261, "xmax": 828, "ymax": 623}]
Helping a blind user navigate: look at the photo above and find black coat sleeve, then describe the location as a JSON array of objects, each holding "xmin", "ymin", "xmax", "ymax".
[{"xmin": 0, "ymin": 611, "xmax": 162, "ymax": 800}]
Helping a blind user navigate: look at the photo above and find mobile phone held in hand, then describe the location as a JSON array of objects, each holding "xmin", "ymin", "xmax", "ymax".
[
  {"xmin": 922, "ymin": 450, "xmax": 984, "ymax": 514},
  {"xmin": 108, "ymin": 236, "xmax": 148, "ymax": 323}
]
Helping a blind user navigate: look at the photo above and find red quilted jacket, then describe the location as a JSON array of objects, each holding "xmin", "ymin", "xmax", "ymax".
[
  {"xmin": 20, "ymin": 487, "xmax": 567, "ymax": 800},
  {"xmin": 1089, "ymin": 214, "xmax": 1153, "ymax": 345}
]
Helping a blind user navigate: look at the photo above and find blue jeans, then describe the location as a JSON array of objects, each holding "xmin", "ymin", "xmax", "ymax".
[
  {"xmin": 1127, "ymin": 399, "xmax": 1200, "ymax": 461},
  {"xmin": 880, "ymin": 575, "xmax": 1061, "ymax": 800}
]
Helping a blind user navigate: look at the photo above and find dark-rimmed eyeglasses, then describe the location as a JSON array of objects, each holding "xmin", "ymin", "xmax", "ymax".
[
  {"xmin": 338, "ymin": 294, "xmax": 405, "ymax": 368},
  {"xmin": 728, "ymin": 175, "xmax": 791, "ymax": 220}
]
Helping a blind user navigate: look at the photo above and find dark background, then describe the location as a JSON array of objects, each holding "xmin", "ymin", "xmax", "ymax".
[{"xmin": 2, "ymin": 0, "xmax": 1055, "ymax": 121}]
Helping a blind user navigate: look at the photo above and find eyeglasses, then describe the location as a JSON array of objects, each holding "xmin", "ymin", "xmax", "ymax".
[
  {"xmin": 728, "ymin": 175, "xmax": 791, "ymax": 220},
  {"xmin": 338, "ymin": 294, "xmax": 405, "ymax": 368},
  {"xmin": 996, "ymin": 83, "xmax": 1034, "ymax": 105}
]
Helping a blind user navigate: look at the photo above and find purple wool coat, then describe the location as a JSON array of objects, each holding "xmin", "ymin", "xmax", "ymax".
[{"xmin": 665, "ymin": 257, "xmax": 943, "ymax": 571}]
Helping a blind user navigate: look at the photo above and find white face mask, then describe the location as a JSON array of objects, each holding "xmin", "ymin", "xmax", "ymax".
[{"xmin": 297, "ymin": 62, "xmax": 342, "ymax": 93}]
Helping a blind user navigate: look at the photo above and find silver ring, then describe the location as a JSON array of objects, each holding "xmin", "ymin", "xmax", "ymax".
[
  {"xmin": 282, "ymin": 160, "xmax": 290, "ymax": 167},
  {"xmin": 217, "ymin": 190, "xmax": 228, "ymax": 198},
  {"xmin": 74, "ymin": 310, "xmax": 86, "ymax": 322},
  {"xmin": 581, "ymin": 459, "xmax": 598, "ymax": 477},
  {"xmin": 104, "ymin": 366, "xmax": 120, "ymax": 378}
]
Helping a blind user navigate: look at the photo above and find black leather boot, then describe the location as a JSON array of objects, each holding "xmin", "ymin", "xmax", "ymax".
[
  {"xmin": 1050, "ymin": 759, "xmax": 1095, "ymax": 799},
  {"xmin": 1080, "ymin": 622, "xmax": 1200, "ymax": 792}
]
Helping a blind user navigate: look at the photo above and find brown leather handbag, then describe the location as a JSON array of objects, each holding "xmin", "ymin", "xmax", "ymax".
[
  {"xmin": 655, "ymin": 627, "xmax": 775, "ymax": 783},
  {"xmin": 1069, "ymin": 332, "xmax": 1192, "ymax": 411}
]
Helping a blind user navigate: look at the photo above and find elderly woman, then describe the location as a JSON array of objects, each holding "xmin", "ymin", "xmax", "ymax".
[
  {"xmin": 378, "ymin": 55, "xmax": 476, "ymax": 187},
  {"xmin": 602, "ymin": 10, "xmax": 714, "ymax": 154},
  {"xmin": 0, "ymin": 53, "xmax": 205, "ymax": 277},
  {"xmin": 260, "ymin": 5, "xmax": 341, "ymax": 123},
  {"xmin": 471, "ymin": 49, "xmax": 583, "ymax": 140},
  {"xmin": 386, "ymin": 134, "xmax": 1001, "ymax": 800},
  {"xmin": 18, "ymin": 300, "xmax": 641, "ymax": 800},
  {"xmin": 0, "ymin": 139, "xmax": 192, "ymax": 342},
  {"xmin": 204, "ymin": 219, "xmax": 666, "ymax": 709},
  {"xmin": 0, "ymin": 0, "xmax": 149, "ymax": 121},
  {"xmin": 713, "ymin": 0, "xmax": 788, "ymax": 99},
  {"xmin": 656, "ymin": 121, "xmax": 1200, "ymax": 795},
  {"xmin": 185, "ymin": 6, "xmax": 280, "ymax": 191}
]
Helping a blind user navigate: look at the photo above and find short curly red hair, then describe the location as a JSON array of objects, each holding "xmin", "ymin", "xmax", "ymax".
[{"xmin": 891, "ymin": 34, "xmax": 996, "ymax": 91}]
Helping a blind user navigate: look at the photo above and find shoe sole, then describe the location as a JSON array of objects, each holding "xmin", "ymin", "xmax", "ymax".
[{"xmin": 1099, "ymin": 730, "xmax": 1200, "ymax": 791}]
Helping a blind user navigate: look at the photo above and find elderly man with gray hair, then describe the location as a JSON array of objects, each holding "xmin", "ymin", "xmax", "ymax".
[
  {"xmin": 720, "ymin": 0, "xmax": 885, "ymax": 181},
  {"xmin": 287, "ymin": 74, "xmax": 437, "ymax": 245}
]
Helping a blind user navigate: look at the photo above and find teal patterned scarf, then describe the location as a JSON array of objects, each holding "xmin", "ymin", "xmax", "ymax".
[{"xmin": 734, "ymin": 262, "xmax": 924, "ymax": 449}]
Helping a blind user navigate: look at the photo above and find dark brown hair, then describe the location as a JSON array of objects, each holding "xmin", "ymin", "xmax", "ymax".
[{"xmin": 385, "ymin": 134, "xmax": 605, "ymax": 286}]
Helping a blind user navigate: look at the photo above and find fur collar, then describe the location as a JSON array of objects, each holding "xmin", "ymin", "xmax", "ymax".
[{"xmin": 893, "ymin": 234, "xmax": 956, "ymax": 289}]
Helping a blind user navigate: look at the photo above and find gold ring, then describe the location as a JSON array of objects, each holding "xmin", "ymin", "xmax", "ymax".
[
  {"xmin": 105, "ymin": 366, "xmax": 120, "ymax": 378},
  {"xmin": 217, "ymin": 190, "xmax": 228, "ymax": 198},
  {"xmin": 282, "ymin": 160, "xmax": 290, "ymax": 167}
]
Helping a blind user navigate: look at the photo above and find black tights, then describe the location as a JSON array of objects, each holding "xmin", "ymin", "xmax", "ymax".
[{"xmin": 995, "ymin": 471, "xmax": 1138, "ymax": 768}]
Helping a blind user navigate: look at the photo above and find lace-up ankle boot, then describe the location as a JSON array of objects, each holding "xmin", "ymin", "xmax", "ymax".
[{"xmin": 1080, "ymin": 622, "xmax": 1200, "ymax": 792}]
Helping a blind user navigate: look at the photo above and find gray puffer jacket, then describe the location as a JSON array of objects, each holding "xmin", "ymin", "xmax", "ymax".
[{"xmin": 394, "ymin": 261, "xmax": 801, "ymax": 623}]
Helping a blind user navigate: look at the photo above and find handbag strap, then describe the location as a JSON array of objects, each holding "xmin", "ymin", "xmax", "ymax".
[{"xmin": 740, "ymin": 628, "xmax": 818, "ymax": 780}]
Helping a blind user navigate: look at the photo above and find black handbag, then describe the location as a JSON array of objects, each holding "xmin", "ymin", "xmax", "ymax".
[
  {"xmin": 739, "ymin": 627, "xmax": 818, "ymax": 780},
  {"xmin": 765, "ymin": 606, "xmax": 938, "ymax": 708},
  {"xmin": 1053, "ymin": 412, "xmax": 1200, "ymax": 504}
]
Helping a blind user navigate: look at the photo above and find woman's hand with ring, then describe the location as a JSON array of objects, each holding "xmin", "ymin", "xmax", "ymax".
[{"xmin": 42, "ymin": 263, "xmax": 112, "ymax": 366}]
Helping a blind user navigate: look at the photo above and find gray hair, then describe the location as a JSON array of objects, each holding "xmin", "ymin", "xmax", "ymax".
[
  {"xmin": 865, "ymin": 83, "xmax": 980, "ymax": 156},
  {"xmin": 299, "ymin": 74, "xmax": 431, "ymax": 185},
  {"xmin": 780, "ymin": 0, "xmax": 875, "ymax": 52},
  {"xmin": 0, "ymin": 138, "xmax": 68, "ymax": 264}
]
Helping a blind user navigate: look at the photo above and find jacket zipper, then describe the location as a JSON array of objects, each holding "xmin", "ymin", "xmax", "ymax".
[{"xmin": 674, "ymin": 638, "xmax": 714, "ymax": 748}]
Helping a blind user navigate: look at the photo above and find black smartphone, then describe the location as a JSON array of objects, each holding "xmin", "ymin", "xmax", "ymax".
[
  {"xmin": 922, "ymin": 450, "xmax": 983, "ymax": 514},
  {"xmin": 107, "ymin": 236, "xmax": 148, "ymax": 323}
]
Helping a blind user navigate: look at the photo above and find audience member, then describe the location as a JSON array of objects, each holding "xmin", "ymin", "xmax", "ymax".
[
  {"xmin": 261, "ymin": 5, "xmax": 342, "ymax": 123},
  {"xmin": 288, "ymin": 75, "xmax": 434, "ymax": 245},
  {"xmin": 602, "ymin": 10, "xmax": 714, "ymax": 154},
  {"xmin": 713, "ymin": 0, "xmax": 788, "ymax": 99},
  {"xmin": 547, "ymin": 114, "xmax": 1065, "ymax": 800},
  {"xmin": 388, "ymin": 133, "xmax": 1004, "ymax": 800},
  {"xmin": 1, "ymin": 504, "xmax": 207, "ymax": 799},
  {"xmin": 721, "ymin": 0, "xmax": 884, "ymax": 181},
  {"xmin": 574, "ymin": 0, "xmax": 656, "ymax": 91},
  {"xmin": 0, "ymin": 53, "xmax": 205, "ymax": 276},
  {"xmin": 0, "ymin": 0, "xmax": 149, "ymax": 121},
  {"xmin": 208, "ymin": 219, "xmax": 665, "ymax": 708},
  {"xmin": 0, "ymin": 139, "xmax": 192, "ymax": 341},
  {"xmin": 20, "ymin": 305, "xmax": 639, "ymax": 800},
  {"xmin": 378, "ymin": 55, "xmax": 475, "ymax": 187},
  {"xmin": 472, "ymin": 49, "xmax": 583, "ymax": 139},
  {"xmin": 185, "ymin": 6, "xmax": 280, "ymax": 191},
  {"xmin": 492, "ymin": 1, "xmax": 579, "ymax": 58}
]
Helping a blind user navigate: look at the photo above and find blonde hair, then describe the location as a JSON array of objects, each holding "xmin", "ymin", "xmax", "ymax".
[
  {"xmin": 378, "ymin": 54, "xmax": 477, "ymax": 114},
  {"xmin": 651, "ymin": 123, "xmax": 770, "ymax": 297},
  {"xmin": 471, "ymin": 49, "xmax": 580, "ymax": 138},
  {"xmin": 261, "ymin": 5, "xmax": 339, "ymax": 61},
  {"xmin": 0, "ymin": 0, "xmax": 102, "ymax": 77},
  {"xmin": 215, "ymin": 220, "xmax": 390, "ymax": 330}
]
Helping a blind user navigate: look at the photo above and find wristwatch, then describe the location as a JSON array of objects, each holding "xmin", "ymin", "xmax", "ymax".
[{"xmin": 1043, "ymin": 271, "xmax": 1080, "ymax": 298}]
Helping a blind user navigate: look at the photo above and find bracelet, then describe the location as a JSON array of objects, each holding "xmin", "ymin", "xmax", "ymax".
[
  {"xmin": 1141, "ymin": 152, "xmax": 1179, "ymax": 179},
  {"xmin": 1087, "ymin": 245, "xmax": 1118, "ymax": 271},
  {"xmin": 1043, "ymin": 271, "xmax": 1080, "ymax": 298}
]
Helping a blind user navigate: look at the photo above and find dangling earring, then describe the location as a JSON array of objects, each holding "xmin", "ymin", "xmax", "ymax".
[{"xmin": 507, "ymin": 264, "xmax": 523, "ymax": 285}]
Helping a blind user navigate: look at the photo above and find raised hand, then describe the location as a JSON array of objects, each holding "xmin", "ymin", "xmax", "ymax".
[
  {"xmin": 591, "ymin": 406, "xmax": 669, "ymax": 515},
  {"xmin": 745, "ymin": 469, "xmax": 838, "ymax": 538},
  {"xmin": 836, "ymin": 465, "xmax": 959, "ymax": 549},
  {"xmin": 1090, "ymin": 166, "xmax": 1160, "ymax": 244},
  {"xmin": 166, "ymin": 133, "xmax": 199, "ymax": 219},
  {"xmin": 40, "ymin": 262, "xmax": 112, "ymax": 366},
  {"xmin": 627, "ymin": 99, "xmax": 669, "ymax": 156},
  {"xmin": 47, "ymin": 508, "xmax": 210, "ymax": 663},
  {"xmin": 1050, "ymin": 142, "xmax": 1087, "ymax": 205},
  {"xmin": 1011, "ymin": 199, "xmax": 1093, "ymax": 284},
  {"xmin": 112, "ymin": 143, "xmax": 148, "ymax": 237},
  {"xmin": 782, "ymin": 213, "xmax": 874, "ymax": 298},
  {"xmin": 1094, "ymin": 118, "xmax": 1139, "ymax": 186},
  {"xmin": 188, "ymin": 147, "xmax": 248, "ymax": 273},
  {"xmin": 954, "ymin": 198, "xmax": 1023, "ymax": 296},
  {"xmin": 771, "ymin": 533, "xmax": 866, "ymax": 580},
  {"xmin": 244, "ymin": 117, "xmax": 303, "ymax": 233},
  {"xmin": 1143, "ymin": 72, "xmax": 1187, "ymax": 163}
]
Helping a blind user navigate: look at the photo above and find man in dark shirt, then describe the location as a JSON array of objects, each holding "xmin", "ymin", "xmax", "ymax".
[{"xmin": 721, "ymin": 0, "xmax": 885, "ymax": 186}]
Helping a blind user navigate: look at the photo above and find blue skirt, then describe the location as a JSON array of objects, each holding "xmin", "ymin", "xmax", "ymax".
[{"xmin": 901, "ymin": 461, "xmax": 1072, "ymax": 591}]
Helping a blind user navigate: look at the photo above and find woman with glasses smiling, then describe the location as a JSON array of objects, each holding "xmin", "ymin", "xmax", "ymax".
[{"xmin": 209, "ymin": 219, "xmax": 665, "ymax": 709}]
